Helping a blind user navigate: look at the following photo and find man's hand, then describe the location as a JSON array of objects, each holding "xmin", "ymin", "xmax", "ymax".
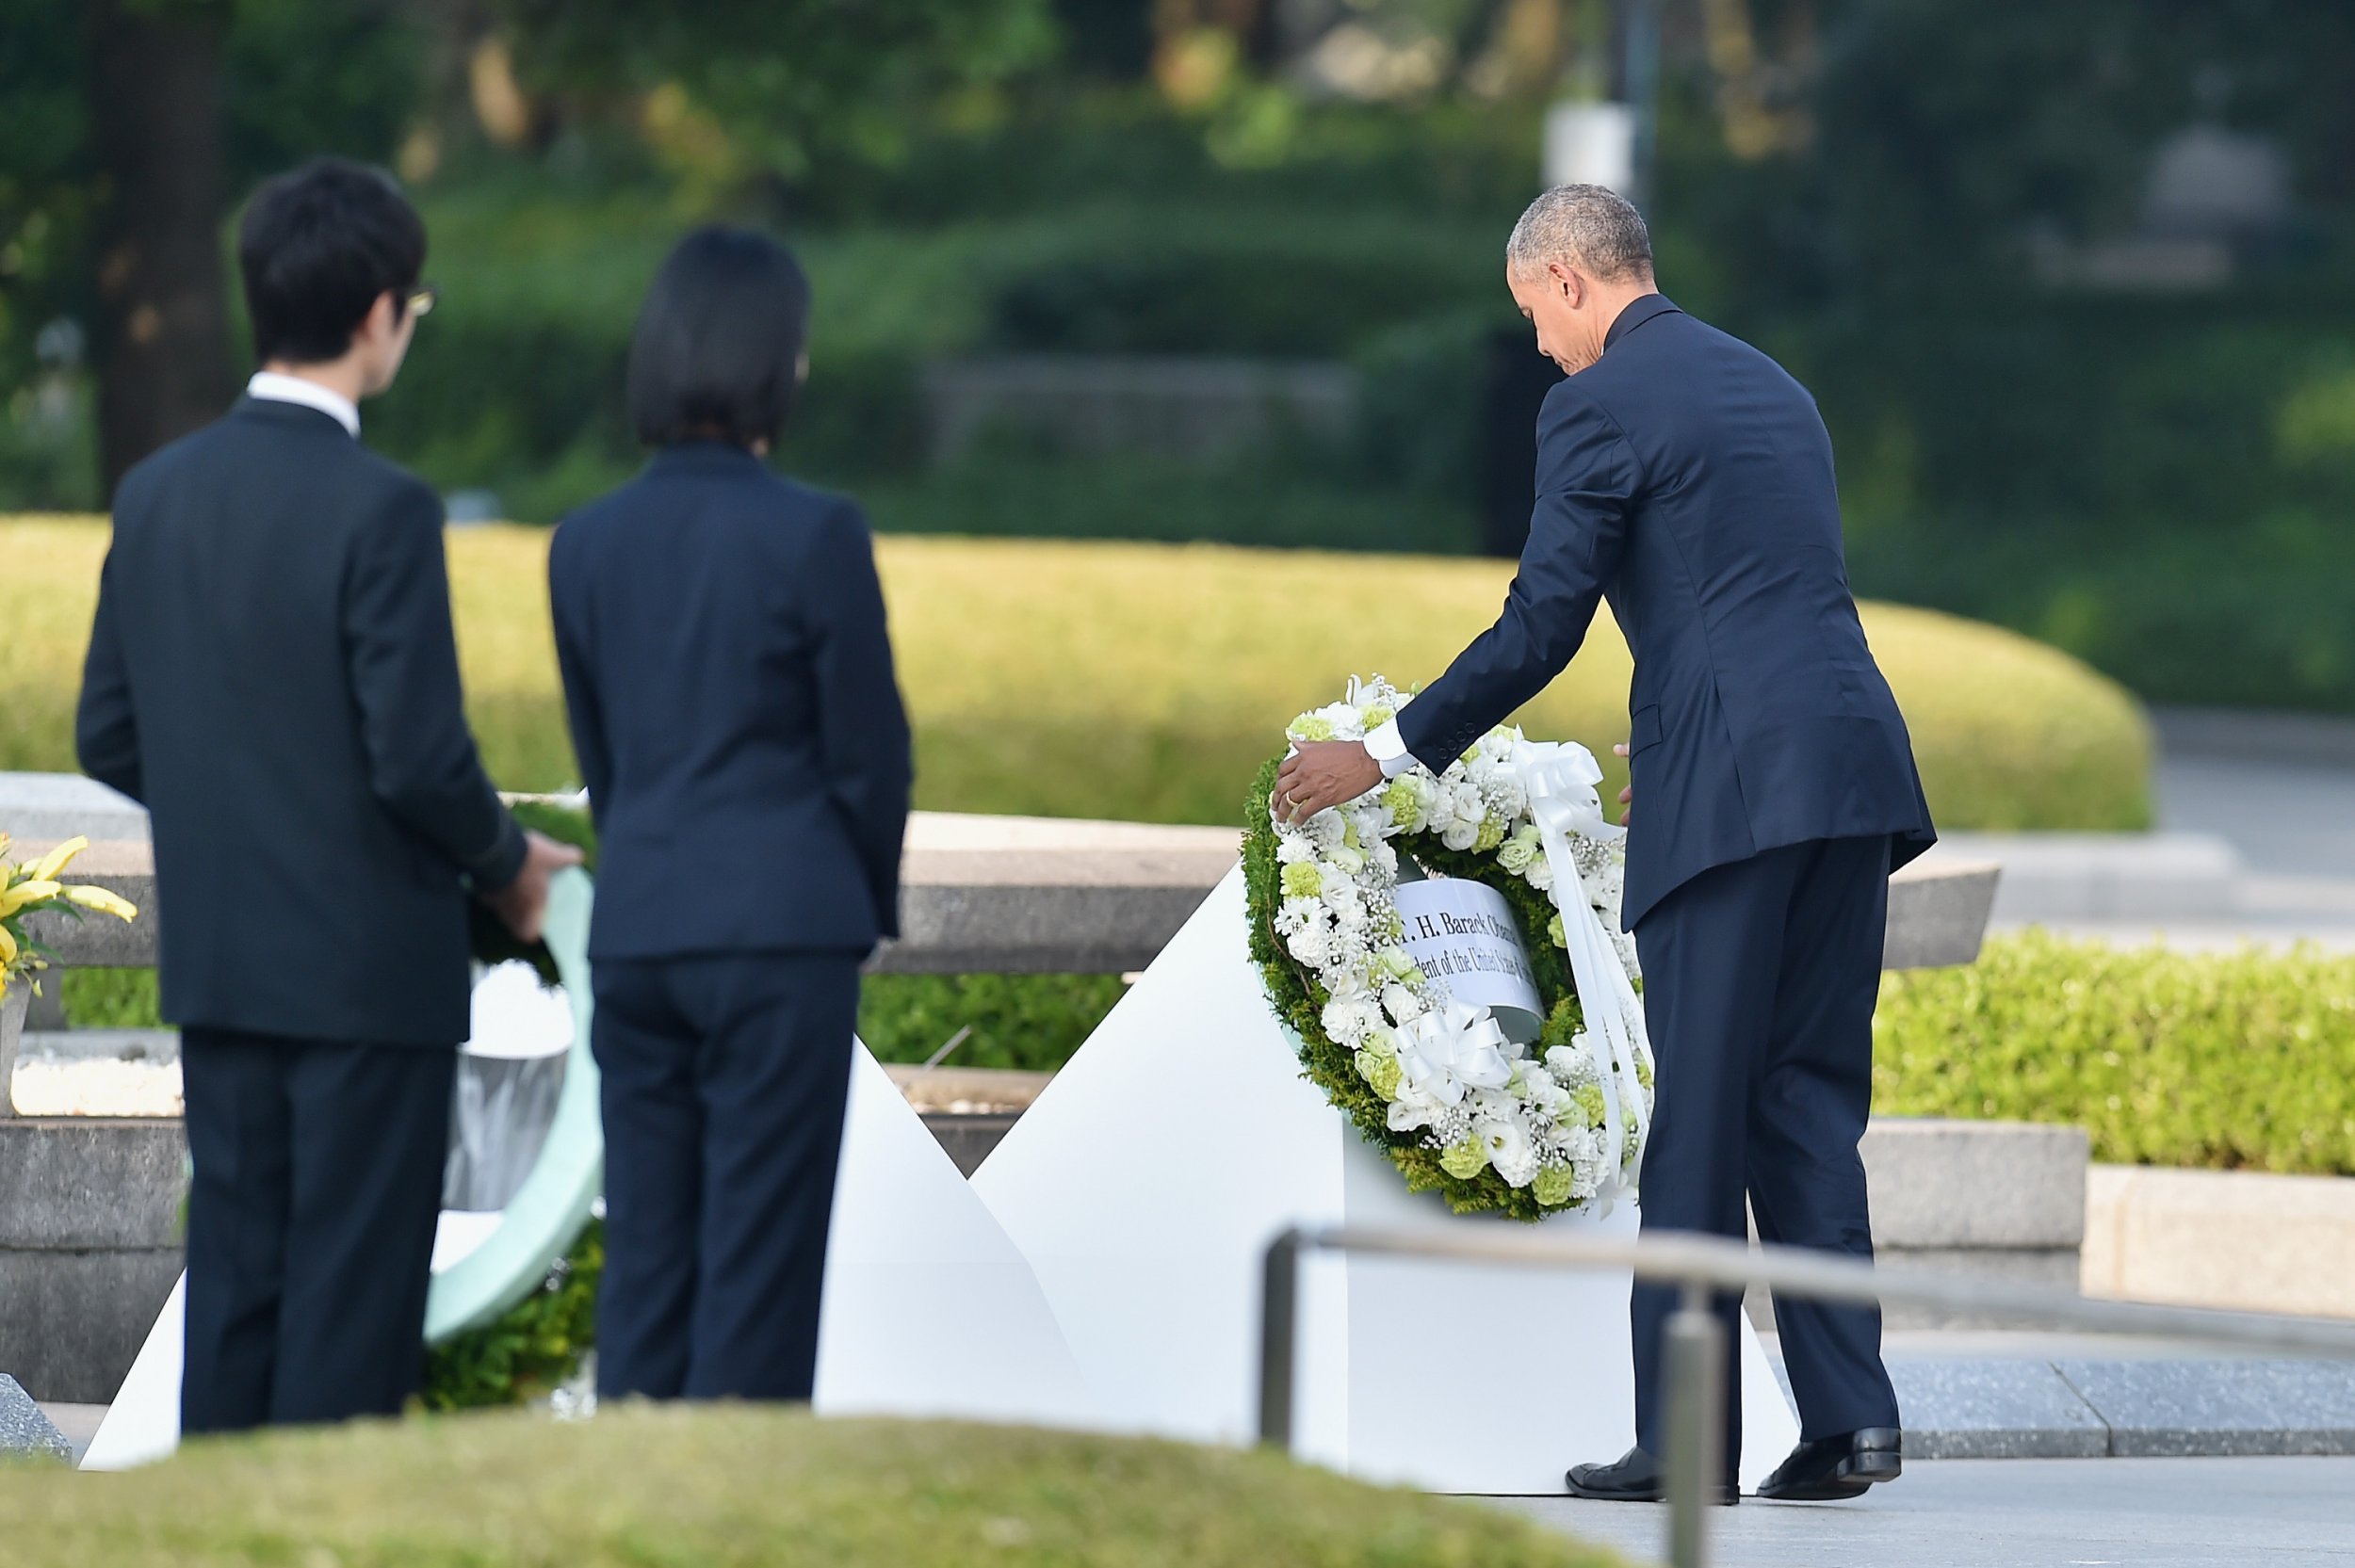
[
  {"xmin": 482, "ymin": 830, "xmax": 585, "ymax": 944},
  {"xmin": 1614, "ymin": 742, "xmax": 1632, "ymax": 825},
  {"xmin": 1274, "ymin": 739, "xmax": 1384, "ymax": 825}
]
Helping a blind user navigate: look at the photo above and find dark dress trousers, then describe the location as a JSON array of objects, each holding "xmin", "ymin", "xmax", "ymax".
[
  {"xmin": 76, "ymin": 396, "xmax": 527, "ymax": 1433},
  {"xmin": 1398, "ymin": 297, "xmax": 1936, "ymax": 1467},
  {"xmin": 549, "ymin": 442, "xmax": 912, "ymax": 1402}
]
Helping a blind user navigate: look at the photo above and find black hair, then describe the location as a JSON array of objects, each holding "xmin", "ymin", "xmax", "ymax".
[
  {"xmin": 237, "ymin": 157, "xmax": 427, "ymax": 366},
  {"xmin": 627, "ymin": 227, "xmax": 810, "ymax": 449}
]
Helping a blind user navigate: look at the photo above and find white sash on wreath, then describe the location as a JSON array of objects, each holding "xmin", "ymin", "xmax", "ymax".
[{"xmin": 1511, "ymin": 739, "xmax": 1654, "ymax": 1209}]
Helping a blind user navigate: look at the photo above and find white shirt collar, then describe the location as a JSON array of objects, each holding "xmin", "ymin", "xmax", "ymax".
[{"xmin": 245, "ymin": 372, "xmax": 360, "ymax": 438}]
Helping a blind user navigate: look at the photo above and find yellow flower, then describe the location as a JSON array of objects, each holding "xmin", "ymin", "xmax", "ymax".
[
  {"xmin": 0, "ymin": 922, "xmax": 17, "ymax": 966},
  {"xmin": 0, "ymin": 880, "xmax": 63, "ymax": 918},
  {"xmin": 27, "ymin": 836, "xmax": 89, "ymax": 882},
  {"xmin": 63, "ymin": 884, "xmax": 138, "ymax": 922}
]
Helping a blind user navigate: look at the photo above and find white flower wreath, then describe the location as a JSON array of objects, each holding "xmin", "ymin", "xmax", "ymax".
[{"xmin": 1254, "ymin": 676, "xmax": 1657, "ymax": 1216}]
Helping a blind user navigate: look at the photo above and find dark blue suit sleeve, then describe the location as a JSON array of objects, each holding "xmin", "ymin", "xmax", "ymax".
[
  {"xmin": 810, "ymin": 504, "xmax": 913, "ymax": 940},
  {"xmin": 1398, "ymin": 386, "xmax": 1637, "ymax": 771},
  {"xmin": 75, "ymin": 541, "xmax": 144, "ymax": 803},
  {"xmin": 343, "ymin": 482, "xmax": 527, "ymax": 890},
  {"xmin": 547, "ymin": 525, "xmax": 614, "ymax": 814}
]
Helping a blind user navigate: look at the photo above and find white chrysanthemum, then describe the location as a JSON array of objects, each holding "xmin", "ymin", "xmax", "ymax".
[
  {"xmin": 1274, "ymin": 896, "xmax": 1324, "ymax": 936},
  {"xmin": 1276, "ymin": 835, "xmax": 1314, "ymax": 865},
  {"xmin": 1525, "ymin": 853, "xmax": 1556, "ymax": 892}
]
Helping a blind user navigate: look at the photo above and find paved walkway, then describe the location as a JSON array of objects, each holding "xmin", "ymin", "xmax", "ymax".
[
  {"xmin": 1501, "ymin": 1456, "xmax": 2355, "ymax": 1567},
  {"xmin": 2014, "ymin": 708, "xmax": 2355, "ymax": 951}
]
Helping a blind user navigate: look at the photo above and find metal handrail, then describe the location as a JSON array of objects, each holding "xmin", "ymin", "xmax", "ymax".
[{"xmin": 1258, "ymin": 1224, "xmax": 2355, "ymax": 1568}]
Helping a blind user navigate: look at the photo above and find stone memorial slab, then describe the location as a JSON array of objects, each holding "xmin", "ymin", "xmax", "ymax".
[{"xmin": 0, "ymin": 1373, "xmax": 73, "ymax": 1462}]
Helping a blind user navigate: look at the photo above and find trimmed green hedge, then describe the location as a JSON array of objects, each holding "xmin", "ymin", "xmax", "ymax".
[
  {"xmin": 72, "ymin": 934, "xmax": 2355, "ymax": 1183},
  {"xmin": 0, "ymin": 1406, "xmax": 1626, "ymax": 1566},
  {"xmin": 859, "ymin": 973, "xmax": 1128, "ymax": 1072},
  {"xmin": 57, "ymin": 965, "xmax": 1124, "ymax": 1079},
  {"xmin": 1, "ymin": 522, "xmax": 2157, "ymax": 833},
  {"xmin": 1876, "ymin": 930, "xmax": 2355, "ymax": 1177}
]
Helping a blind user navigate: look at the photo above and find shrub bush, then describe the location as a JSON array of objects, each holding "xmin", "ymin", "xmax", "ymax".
[
  {"xmin": 1876, "ymin": 930, "xmax": 2355, "ymax": 1177},
  {"xmin": 0, "ymin": 1405, "xmax": 1627, "ymax": 1566},
  {"xmin": 0, "ymin": 519, "xmax": 2152, "ymax": 832},
  {"xmin": 859, "ymin": 973, "xmax": 1128, "ymax": 1073}
]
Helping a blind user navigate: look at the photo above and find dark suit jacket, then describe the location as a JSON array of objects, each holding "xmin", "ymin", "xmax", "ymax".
[
  {"xmin": 549, "ymin": 443, "xmax": 912, "ymax": 961},
  {"xmin": 76, "ymin": 397, "xmax": 527, "ymax": 1048},
  {"xmin": 1400, "ymin": 296, "xmax": 1935, "ymax": 929}
]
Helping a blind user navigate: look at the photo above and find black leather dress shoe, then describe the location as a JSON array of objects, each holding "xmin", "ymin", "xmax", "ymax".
[
  {"xmin": 1757, "ymin": 1428, "xmax": 1903, "ymax": 1501},
  {"xmin": 1564, "ymin": 1447, "xmax": 1739, "ymax": 1505}
]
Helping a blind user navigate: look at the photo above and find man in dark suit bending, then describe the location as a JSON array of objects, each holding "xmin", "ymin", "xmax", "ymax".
[
  {"xmin": 77, "ymin": 158, "xmax": 578, "ymax": 1434},
  {"xmin": 1277, "ymin": 185, "xmax": 1935, "ymax": 1502}
]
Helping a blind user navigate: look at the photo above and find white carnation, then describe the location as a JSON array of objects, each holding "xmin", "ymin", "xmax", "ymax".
[{"xmin": 1544, "ymin": 1041, "xmax": 1600, "ymax": 1088}]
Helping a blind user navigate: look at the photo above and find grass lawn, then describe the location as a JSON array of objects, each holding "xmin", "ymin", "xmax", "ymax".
[
  {"xmin": 1, "ymin": 515, "xmax": 2150, "ymax": 831},
  {"xmin": 0, "ymin": 1406, "xmax": 1628, "ymax": 1567}
]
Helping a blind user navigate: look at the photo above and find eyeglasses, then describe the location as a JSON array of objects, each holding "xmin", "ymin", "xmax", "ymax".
[{"xmin": 405, "ymin": 283, "xmax": 440, "ymax": 319}]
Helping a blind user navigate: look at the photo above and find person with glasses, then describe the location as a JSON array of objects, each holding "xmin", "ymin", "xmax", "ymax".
[
  {"xmin": 548, "ymin": 228, "xmax": 912, "ymax": 1403},
  {"xmin": 76, "ymin": 156, "xmax": 578, "ymax": 1436}
]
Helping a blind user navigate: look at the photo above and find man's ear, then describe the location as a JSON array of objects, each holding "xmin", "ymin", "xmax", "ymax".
[
  {"xmin": 1548, "ymin": 260, "xmax": 1584, "ymax": 307},
  {"xmin": 354, "ymin": 289, "xmax": 399, "ymax": 351}
]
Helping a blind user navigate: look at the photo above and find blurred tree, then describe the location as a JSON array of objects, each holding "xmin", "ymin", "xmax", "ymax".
[
  {"xmin": 1055, "ymin": 0, "xmax": 1157, "ymax": 80},
  {"xmin": 485, "ymin": 0, "xmax": 1058, "ymax": 187},
  {"xmin": 0, "ymin": 0, "xmax": 1051, "ymax": 502},
  {"xmin": 87, "ymin": 0, "xmax": 236, "ymax": 493}
]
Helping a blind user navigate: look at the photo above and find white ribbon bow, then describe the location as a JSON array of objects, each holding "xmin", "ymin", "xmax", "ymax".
[
  {"xmin": 1510, "ymin": 738, "xmax": 1654, "ymax": 1210},
  {"xmin": 1394, "ymin": 1001, "xmax": 1515, "ymax": 1107}
]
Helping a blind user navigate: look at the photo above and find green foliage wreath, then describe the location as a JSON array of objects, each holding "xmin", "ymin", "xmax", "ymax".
[{"xmin": 1245, "ymin": 755, "xmax": 1605, "ymax": 1222}]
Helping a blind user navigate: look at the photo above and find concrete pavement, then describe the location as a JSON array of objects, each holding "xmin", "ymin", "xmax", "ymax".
[
  {"xmin": 1500, "ymin": 1456, "xmax": 2355, "ymax": 1567},
  {"xmin": 1978, "ymin": 707, "xmax": 2355, "ymax": 951}
]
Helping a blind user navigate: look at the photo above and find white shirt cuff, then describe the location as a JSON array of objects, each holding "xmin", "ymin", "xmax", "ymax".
[{"xmin": 1365, "ymin": 719, "xmax": 1418, "ymax": 779}]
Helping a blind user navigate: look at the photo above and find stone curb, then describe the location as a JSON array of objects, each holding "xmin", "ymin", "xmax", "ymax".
[
  {"xmin": 1769, "ymin": 1355, "xmax": 2355, "ymax": 1459},
  {"xmin": 1926, "ymin": 832, "xmax": 2243, "ymax": 923},
  {"xmin": 2151, "ymin": 705, "xmax": 2355, "ymax": 769}
]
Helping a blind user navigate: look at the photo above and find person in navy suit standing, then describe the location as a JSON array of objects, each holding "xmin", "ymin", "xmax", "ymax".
[
  {"xmin": 77, "ymin": 158, "xmax": 579, "ymax": 1436},
  {"xmin": 1277, "ymin": 185, "xmax": 1934, "ymax": 1502},
  {"xmin": 549, "ymin": 228, "xmax": 913, "ymax": 1402}
]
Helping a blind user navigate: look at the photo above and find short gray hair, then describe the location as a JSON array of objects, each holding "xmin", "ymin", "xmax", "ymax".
[{"xmin": 1506, "ymin": 185, "xmax": 1654, "ymax": 283}]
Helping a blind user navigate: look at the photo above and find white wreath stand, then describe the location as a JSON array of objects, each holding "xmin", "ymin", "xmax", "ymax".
[{"xmin": 972, "ymin": 867, "xmax": 1799, "ymax": 1494}]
